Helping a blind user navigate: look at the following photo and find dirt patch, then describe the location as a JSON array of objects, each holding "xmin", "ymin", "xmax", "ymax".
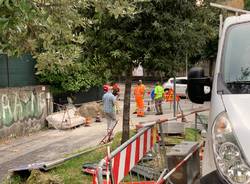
[
  {"xmin": 220, "ymin": 0, "xmax": 244, "ymax": 8},
  {"xmin": 78, "ymin": 102, "xmax": 103, "ymax": 118},
  {"xmin": 27, "ymin": 170, "xmax": 63, "ymax": 184}
]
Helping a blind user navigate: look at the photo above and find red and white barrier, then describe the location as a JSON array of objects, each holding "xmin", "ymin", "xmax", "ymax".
[
  {"xmin": 111, "ymin": 128, "xmax": 155, "ymax": 184},
  {"xmin": 95, "ymin": 125, "xmax": 157, "ymax": 184}
]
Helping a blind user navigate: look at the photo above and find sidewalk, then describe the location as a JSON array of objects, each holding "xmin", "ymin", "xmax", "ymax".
[
  {"xmin": 0, "ymin": 115, "xmax": 123, "ymax": 180},
  {"xmin": 0, "ymin": 98, "xmax": 209, "ymax": 181}
]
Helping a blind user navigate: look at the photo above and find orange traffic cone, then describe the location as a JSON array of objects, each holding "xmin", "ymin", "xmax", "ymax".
[
  {"xmin": 85, "ymin": 117, "xmax": 92, "ymax": 127},
  {"xmin": 95, "ymin": 112, "xmax": 101, "ymax": 123}
]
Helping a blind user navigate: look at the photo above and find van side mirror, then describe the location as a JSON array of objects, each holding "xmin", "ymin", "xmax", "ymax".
[{"xmin": 187, "ymin": 67, "xmax": 212, "ymax": 104}]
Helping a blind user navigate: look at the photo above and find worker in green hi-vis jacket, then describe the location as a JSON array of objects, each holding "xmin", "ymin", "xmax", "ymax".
[{"xmin": 154, "ymin": 82, "xmax": 164, "ymax": 115}]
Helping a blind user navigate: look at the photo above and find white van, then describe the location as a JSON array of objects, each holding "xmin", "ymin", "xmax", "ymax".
[
  {"xmin": 163, "ymin": 77, "xmax": 187, "ymax": 97},
  {"xmin": 188, "ymin": 14, "xmax": 250, "ymax": 183}
]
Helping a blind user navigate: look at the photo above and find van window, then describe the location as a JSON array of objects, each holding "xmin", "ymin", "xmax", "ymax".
[
  {"xmin": 222, "ymin": 23, "xmax": 250, "ymax": 94},
  {"xmin": 176, "ymin": 79, "xmax": 187, "ymax": 84}
]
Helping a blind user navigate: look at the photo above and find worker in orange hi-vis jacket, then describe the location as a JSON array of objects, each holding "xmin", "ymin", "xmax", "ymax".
[{"xmin": 134, "ymin": 80, "xmax": 146, "ymax": 117}]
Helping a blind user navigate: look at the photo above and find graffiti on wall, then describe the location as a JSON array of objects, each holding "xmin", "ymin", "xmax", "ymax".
[{"xmin": 0, "ymin": 90, "xmax": 46, "ymax": 128}]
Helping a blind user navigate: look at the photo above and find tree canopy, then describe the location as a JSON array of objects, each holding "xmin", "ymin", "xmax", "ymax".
[
  {"xmin": 0, "ymin": 0, "xmax": 218, "ymax": 91},
  {"xmin": 83, "ymin": 0, "xmax": 218, "ymax": 75},
  {"xmin": 245, "ymin": 0, "xmax": 250, "ymax": 10},
  {"xmin": 0, "ymin": 0, "xmax": 136, "ymax": 92}
]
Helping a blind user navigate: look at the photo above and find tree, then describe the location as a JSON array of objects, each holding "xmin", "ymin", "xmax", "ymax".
[
  {"xmin": 0, "ymin": 0, "xmax": 136, "ymax": 92},
  {"xmin": 245, "ymin": 0, "xmax": 250, "ymax": 10},
  {"xmin": 0, "ymin": 0, "xmax": 94, "ymax": 91},
  {"xmin": 83, "ymin": 0, "xmax": 218, "ymax": 143}
]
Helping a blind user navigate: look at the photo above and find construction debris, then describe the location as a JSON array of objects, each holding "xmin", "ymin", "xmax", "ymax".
[
  {"xmin": 79, "ymin": 101, "xmax": 103, "ymax": 118},
  {"xmin": 46, "ymin": 107, "xmax": 85, "ymax": 130}
]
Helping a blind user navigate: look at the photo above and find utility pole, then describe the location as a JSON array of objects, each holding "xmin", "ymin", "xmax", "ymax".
[
  {"xmin": 173, "ymin": 76, "xmax": 176, "ymax": 117},
  {"xmin": 185, "ymin": 53, "xmax": 188, "ymax": 77}
]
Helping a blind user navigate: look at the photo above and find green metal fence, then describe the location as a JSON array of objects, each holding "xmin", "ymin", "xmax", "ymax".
[
  {"xmin": 0, "ymin": 54, "xmax": 38, "ymax": 88},
  {"xmin": 0, "ymin": 54, "xmax": 103, "ymax": 104}
]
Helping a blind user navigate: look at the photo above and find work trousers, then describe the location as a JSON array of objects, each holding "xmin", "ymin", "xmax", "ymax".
[
  {"xmin": 135, "ymin": 96, "xmax": 144, "ymax": 117},
  {"xmin": 104, "ymin": 112, "xmax": 116, "ymax": 136},
  {"xmin": 155, "ymin": 97, "xmax": 163, "ymax": 114},
  {"xmin": 114, "ymin": 96, "xmax": 120, "ymax": 114}
]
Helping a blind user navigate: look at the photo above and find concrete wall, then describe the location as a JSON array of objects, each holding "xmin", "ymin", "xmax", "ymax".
[{"xmin": 0, "ymin": 85, "xmax": 52, "ymax": 139}]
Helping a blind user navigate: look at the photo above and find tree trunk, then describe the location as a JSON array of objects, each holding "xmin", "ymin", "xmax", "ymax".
[{"xmin": 121, "ymin": 67, "xmax": 132, "ymax": 144}]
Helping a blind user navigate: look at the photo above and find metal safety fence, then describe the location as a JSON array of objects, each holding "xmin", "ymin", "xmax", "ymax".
[
  {"xmin": 92, "ymin": 108, "xmax": 209, "ymax": 184},
  {"xmin": 93, "ymin": 125, "xmax": 158, "ymax": 184}
]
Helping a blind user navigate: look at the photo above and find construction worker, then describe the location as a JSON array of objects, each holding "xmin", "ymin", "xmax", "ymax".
[
  {"xmin": 134, "ymin": 80, "xmax": 145, "ymax": 117},
  {"xmin": 111, "ymin": 82, "xmax": 121, "ymax": 114},
  {"xmin": 102, "ymin": 86, "xmax": 117, "ymax": 138},
  {"xmin": 111, "ymin": 82, "xmax": 120, "ymax": 97},
  {"xmin": 154, "ymin": 82, "xmax": 164, "ymax": 115},
  {"xmin": 103, "ymin": 84, "xmax": 110, "ymax": 93}
]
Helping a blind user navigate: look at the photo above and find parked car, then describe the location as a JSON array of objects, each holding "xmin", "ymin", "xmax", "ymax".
[
  {"xmin": 163, "ymin": 77, "xmax": 187, "ymax": 97},
  {"xmin": 188, "ymin": 13, "xmax": 250, "ymax": 184}
]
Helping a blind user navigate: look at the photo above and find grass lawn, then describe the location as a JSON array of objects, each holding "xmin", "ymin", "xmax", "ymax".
[
  {"xmin": 163, "ymin": 127, "xmax": 201, "ymax": 145},
  {"xmin": 4, "ymin": 128, "xmax": 200, "ymax": 184}
]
